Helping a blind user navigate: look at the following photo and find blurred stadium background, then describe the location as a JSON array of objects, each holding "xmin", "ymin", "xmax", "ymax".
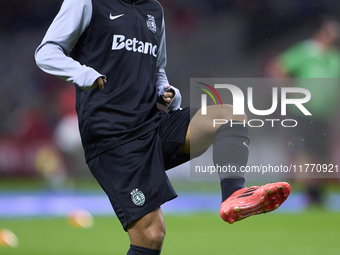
[{"xmin": 1, "ymin": 0, "xmax": 340, "ymax": 254}]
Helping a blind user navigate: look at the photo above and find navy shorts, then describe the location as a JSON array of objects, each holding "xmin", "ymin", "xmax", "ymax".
[{"xmin": 87, "ymin": 107, "xmax": 199, "ymax": 230}]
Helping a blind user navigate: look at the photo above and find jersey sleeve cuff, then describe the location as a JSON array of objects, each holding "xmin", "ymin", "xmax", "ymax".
[{"xmin": 72, "ymin": 67, "xmax": 106, "ymax": 90}]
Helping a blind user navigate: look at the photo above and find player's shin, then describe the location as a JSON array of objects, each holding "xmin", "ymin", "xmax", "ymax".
[{"xmin": 212, "ymin": 122, "xmax": 250, "ymax": 201}]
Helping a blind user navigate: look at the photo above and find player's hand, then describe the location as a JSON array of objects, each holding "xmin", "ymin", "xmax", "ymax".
[
  {"xmin": 163, "ymin": 85, "xmax": 175, "ymax": 106},
  {"xmin": 91, "ymin": 77, "xmax": 106, "ymax": 90}
]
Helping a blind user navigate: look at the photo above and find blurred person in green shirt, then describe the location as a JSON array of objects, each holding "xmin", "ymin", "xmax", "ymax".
[{"xmin": 275, "ymin": 15, "xmax": 340, "ymax": 206}]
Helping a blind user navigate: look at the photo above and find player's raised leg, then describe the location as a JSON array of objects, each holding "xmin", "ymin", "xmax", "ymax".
[{"xmin": 181, "ymin": 105, "xmax": 291, "ymax": 223}]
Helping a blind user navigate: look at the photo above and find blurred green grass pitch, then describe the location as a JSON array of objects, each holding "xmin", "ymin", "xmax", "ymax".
[{"xmin": 1, "ymin": 211, "xmax": 340, "ymax": 255}]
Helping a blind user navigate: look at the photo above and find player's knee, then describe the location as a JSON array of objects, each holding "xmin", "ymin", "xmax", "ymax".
[
  {"xmin": 128, "ymin": 208, "xmax": 166, "ymax": 249},
  {"xmin": 143, "ymin": 226, "xmax": 165, "ymax": 248},
  {"xmin": 129, "ymin": 225, "xmax": 165, "ymax": 249}
]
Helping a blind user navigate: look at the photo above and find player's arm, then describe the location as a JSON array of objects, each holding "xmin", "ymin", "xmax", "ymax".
[
  {"xmin": 155, "ymin": 16, "xmax": 182, "ymax": 111},
  {"xmin": 35, "ymin": 0, "xmax": 106, "ymax": 90}
]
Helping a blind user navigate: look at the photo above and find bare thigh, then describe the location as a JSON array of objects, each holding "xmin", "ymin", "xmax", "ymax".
[{"xmin": 180, "ymin": 105, "xmax": 246, "ymax": 154}]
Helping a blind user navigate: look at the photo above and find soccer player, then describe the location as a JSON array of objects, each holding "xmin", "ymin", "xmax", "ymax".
[{"xmin": 35, "ymin": 0, "xmax": 290, "ymax": 254}]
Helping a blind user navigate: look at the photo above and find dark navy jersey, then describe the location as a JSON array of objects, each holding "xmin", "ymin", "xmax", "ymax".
[{"xmin": 35, "ymin": 0, "xmax": 182, "ymax": 161}]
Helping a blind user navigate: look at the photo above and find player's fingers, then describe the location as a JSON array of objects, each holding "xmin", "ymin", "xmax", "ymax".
[
  {"xmin": 91, "ymin": 82, "xmax": 98, "ymax": 89},
  {"xmin": 163, "ymin": 91, "xmax": 174, "ymax": 98},
  {"xmin": 163, "ymin": 97, "xmax": 172, "ymax": 106},
  {"xmin": 92, "ymin": 77, "xmax": 106, "ymax": 90},
  {"xmin": 97, "ymin": 78, "xmax": 105, "ymax": 90},
  {"xmin": 100, "ymin": 79, "xmax": 107, "ymax": 89},
  {"xmin": 163, "ymin": 85, "xmax": 175, "ymax": 106}
]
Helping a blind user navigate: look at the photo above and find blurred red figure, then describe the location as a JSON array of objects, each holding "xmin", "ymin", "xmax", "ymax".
[{"xmin": 54, "ymin": 86, "xmax": 88, "ymax": 177}]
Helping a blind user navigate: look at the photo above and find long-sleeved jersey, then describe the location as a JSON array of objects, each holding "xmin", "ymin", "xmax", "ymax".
[{"xmin": 35, "ymin": 0, "xmax": 181, "ymax": 161}]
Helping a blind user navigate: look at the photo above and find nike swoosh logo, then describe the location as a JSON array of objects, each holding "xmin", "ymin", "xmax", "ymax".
[
  {"xmin": 243, "ymin": 142, "xmax": 249, "ymax": 148},
  {"xmin": 110, "ymin": 14, "xmax": 124, "ymax": 20}
]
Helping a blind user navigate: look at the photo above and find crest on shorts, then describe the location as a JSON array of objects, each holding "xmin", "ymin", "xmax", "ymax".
[
  {"xmin": 130, "ymin": 189, "xmax": 145, "ymax": 206},
  {"xmin": 146, "ymin": 15, "xmax": 157, "ymax": 33}
]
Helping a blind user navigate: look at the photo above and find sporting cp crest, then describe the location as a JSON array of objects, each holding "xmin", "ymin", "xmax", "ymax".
[
  {"xmin": 130, "ymin": 189, "xmax": 145, "ymax": 206},
  {"xmin": 146, "ymin": 15, "xmax": 157, "ymax": 33}
]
